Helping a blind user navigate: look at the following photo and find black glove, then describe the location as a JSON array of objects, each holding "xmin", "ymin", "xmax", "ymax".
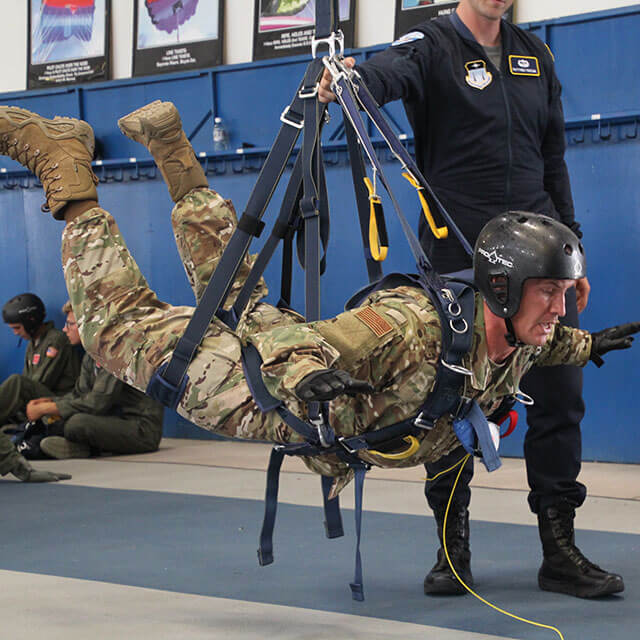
[
  {"xmin": 590, "ymin": 321, "xmax": 640, "ymax": 367},
  {"xmin": 295, "ymin": 368, "xmax": 374, "ymax": 402},
  {"xmin": 10, "ymin": 457, "xmax": 72, "ymax": 483}
]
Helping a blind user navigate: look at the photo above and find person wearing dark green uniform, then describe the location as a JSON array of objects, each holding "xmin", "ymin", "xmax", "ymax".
[
  {"xmin": 0, "ymin": 429, "xmax": 71, "ymax": 482},
  {"xmin": 0, "ymin": 293, "xmax": 80, "ymax": 428},
  {"xmin": 27, "ymin": 302, "xmax": 164, "ymax": 459}
]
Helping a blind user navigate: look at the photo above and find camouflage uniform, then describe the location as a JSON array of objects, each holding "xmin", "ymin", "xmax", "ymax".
[{"xmin": 62, "ymin": 187, "xmax": 592, "ymax": 494}]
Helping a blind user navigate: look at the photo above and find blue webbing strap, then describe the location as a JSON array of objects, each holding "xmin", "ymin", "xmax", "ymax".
[
  {"xmin": 352, "ymin": 74, "xmax": 474, "ymax": 258},
  {"xmin": 241, "ymin": 343, "xmax": 319, "ymax": 443},
  {"xmin": 315, "ymin": 0, "xmax": 340, "ymax": 40},
  {"xmin": 257, "ymin": 447, "xmax": 285, "ymax": 566},
  {"xmin": 343, "ymin": 113, "xmax": 384, "ymax": 284},
  {"xmin": 321, "ymin": 474, "xmax": 344, "ymax": 538},
  {"xmin": 349, "ymin": 463, "xmax": 368, "ymax": 601},
  {"xmin": 454, "ymin": 400, "xmax": 502, "ymax": 472}
]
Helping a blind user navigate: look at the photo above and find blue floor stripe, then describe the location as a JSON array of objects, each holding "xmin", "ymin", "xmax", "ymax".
[{"xmin": 1, "ymin": 484, "xmax": 637, "ymax": 638}]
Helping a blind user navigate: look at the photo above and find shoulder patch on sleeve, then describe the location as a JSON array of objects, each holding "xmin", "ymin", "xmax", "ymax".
[
  {"xmin": 392, "ymin": 31, "xmax": 425, "ymax": 47},
  {"xmin": 355, "ymin": 307, "xmax": 393, "ymax": 338},
  {"xmin": 45, "ymin": 346, "xmax": 58, "ymax": 358}
]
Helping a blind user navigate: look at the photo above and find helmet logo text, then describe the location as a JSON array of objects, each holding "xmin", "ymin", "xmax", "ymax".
[{"xmin": 479, "ymin": 248, "xmax": 514, "ymax": 268}]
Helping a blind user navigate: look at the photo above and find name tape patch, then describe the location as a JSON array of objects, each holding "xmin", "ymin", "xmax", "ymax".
[
  {"xmin": 355, "ymin": 307, "xmax": 393, "ymax": 338},
  {"xmin": 509, "ymin": 55, "xmax": 540, "ymax": 77}
]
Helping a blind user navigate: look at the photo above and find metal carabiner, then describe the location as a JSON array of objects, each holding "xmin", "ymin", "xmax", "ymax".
[
  {"xmin": 514, "ymin": 389, "xmax": 534, "ymax": 406},
  {"xmin": 441, "ymin": 359, "xmax": 473, "ymax": 376}
]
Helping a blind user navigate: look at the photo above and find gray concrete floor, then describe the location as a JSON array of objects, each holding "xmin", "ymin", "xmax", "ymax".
[{"xmin": 2, "ymin": 438, "xmax": 638, "ymax": 639}]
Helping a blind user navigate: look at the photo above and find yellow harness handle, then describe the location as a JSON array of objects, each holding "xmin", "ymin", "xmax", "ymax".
[
  {"xmin": 402, "ymin": 171, "xmax": 448, "ymax": 240},
  {"xmin": 363, "ymin": 177, "xmax": 388, "ymax": 262},
  {"xmin": 369, "ymin": 435, "xmax": 420, "ymax": 460}
]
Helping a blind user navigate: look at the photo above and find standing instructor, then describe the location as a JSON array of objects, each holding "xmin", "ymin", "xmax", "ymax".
[{"xmin": 319, "ymin": 0, "xmax": 620, "ymax": 599}]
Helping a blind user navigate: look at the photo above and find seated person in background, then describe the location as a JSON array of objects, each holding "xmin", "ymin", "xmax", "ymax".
[
  {"xmin": 0, "ymin": 293, "xmax": 80, "ymax": 428},
  {"xmin": 0, "ymin": 429, "xmax": 70, "ymax": 482},
  {"xmin": 27, "ymin": 302, "xmax": 164, "ymax": 459}
]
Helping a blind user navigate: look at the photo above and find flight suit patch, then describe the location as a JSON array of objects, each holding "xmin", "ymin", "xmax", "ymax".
[
  {"xmin": 355, "ymin": 307, "xmax": 393, "ymax": 338},
  {"xmin": 464, "ymin": 60, "xmax": 493, "ymax": 90},
  {"xmin": 32, "ymin": 354, "xmax": 40, "ymax": 365},
  {"xmin": 46, "ymin": 346, "xmax": 58, "ymax": 358},
  {"xmin": 509, "ymin": 55, "xmax": 540, "ymax": 76}
]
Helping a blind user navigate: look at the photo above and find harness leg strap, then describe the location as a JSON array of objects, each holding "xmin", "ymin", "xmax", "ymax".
[
  {"xmin": 349, "ymin": 463, "xmax": 368, "ymax": 601},
  {"xmin": 258, "ymin": 447, "xmax": 286, "ymax": 566},
  {"xmin": 321, "ymin": 475, "xmax": 344, "ymax": 539}
]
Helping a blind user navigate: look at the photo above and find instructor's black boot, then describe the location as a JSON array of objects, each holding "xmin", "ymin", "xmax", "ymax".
[
  {"xmin": 538, "ymin": 502, "xmax": 624, "ymax": 598},
  {"xmin": 424, "ymin": 507, "xmax": 473, "ymax": 595}
]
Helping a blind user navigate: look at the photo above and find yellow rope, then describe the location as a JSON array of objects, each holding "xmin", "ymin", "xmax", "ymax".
[{"xmin": 441, "ymin": 453, "xmax": 565, "ymax": 640}]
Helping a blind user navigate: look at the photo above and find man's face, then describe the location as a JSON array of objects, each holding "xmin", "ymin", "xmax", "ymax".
[
  {"xmin": 7, "ymin": 323, "xmax": 30, "ymax": 340},
  {"xmin": 510, "ymin": 279, "xmax": 575, "ymax": 347},
  {"xmin": 63, "ymin": 312, "xmax": 81, "ymax": 346},
  {"xmin": 464, "ymin": 0, "xmax": 514, "ymax": 21}
]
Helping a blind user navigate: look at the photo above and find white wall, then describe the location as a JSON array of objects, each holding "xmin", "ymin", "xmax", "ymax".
[{"xmin": 0, "ymin": 0, "xmax": 638, "ymax": 94}]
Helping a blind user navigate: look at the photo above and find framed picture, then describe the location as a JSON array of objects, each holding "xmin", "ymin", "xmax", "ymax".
[
  {"xmin": 253, "ymin": 0, "xmax": 356, "ymax": 61},
  {"xmin": 28, "ymin": 0, "xmax": 111, "ymax": 89},
  {"xmin": 132, "ymin": 0, "xmax": 224, "ymax": 77},
  {"xmin": 394, "ymin": 1, "xmax": 513, "ymax": 39}
]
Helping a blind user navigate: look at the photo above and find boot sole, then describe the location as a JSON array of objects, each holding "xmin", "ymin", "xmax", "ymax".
[
  {"xmin": 117, "ymin": 100, "xmax": 181, "ymax": 146},
  {"xmin": 539, "ymin": 574, "xmax": 625, "ymax": 598},
  {"xmin": 40, "ymin": 436, "xmax": 91, "ymax": 460},
  {"xmin": 0, "ymin": 106, "xmax": 95, "ymax": 157}
]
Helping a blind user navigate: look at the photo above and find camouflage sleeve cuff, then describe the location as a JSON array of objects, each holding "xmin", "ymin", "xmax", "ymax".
[
  {"xmin": 247, "ymin": 324, "xmax": 341, "ymax": 401},
  {"xmin": 535, "ymin": 325, "xmax": 592, "ymax": 368}
]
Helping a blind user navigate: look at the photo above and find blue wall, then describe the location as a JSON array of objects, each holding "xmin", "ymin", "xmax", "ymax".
[{"xmin": 0, "ymin": 7, "xmax": 638, "ymax": 459}]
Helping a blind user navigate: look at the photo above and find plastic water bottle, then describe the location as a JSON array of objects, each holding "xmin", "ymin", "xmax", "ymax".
[{"xmin": 212, "ymin": 116, "xmax": 230, "ymax": 151}]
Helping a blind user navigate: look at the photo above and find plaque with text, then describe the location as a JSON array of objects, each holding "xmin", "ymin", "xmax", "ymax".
[
  {"xmin": 28, "ymin": 0, "xmax": 111, "ymax": 89},
  {"xmin": 132, "ymin": 0, "xmax": 224, "ymax": 77}
]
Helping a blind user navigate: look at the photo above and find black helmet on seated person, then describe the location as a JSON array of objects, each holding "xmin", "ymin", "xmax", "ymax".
[
  {"xmin": 2, "ymin": 293, "xmax": 46, "ymax": 337},
  {"xmin": 474, "ymin": 212, "xmax": 586, "ymax": 318}
]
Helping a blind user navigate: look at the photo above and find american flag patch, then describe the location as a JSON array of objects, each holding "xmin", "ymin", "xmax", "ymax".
[
  {"xmin": 355, "ymin": 307, "xmax": 393, "ymax": 338},
  {"xmin": 46, "ymin": 347, "xmax": 58, "ymax": 358}
]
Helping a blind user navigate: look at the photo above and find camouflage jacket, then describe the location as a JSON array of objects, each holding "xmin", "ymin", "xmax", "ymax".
[{"xmin": 249, "ymin": 285, "xmax": 591, "ymax": 493}]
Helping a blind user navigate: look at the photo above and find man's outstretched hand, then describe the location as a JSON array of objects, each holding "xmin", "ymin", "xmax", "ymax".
[
  {"xmin": 590, "ymin": 322, "xmax": 640, "ymax": 367},
  {"xmin": 295, "ymin": 368, "xmax": 374, "ymax": 402}
]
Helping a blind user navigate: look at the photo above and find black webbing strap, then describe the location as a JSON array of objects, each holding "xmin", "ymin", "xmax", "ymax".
[
  {"xmin": 343, "ymin": 113, "xmax": 384, "ymax": 284},
  {"xmin": 146, "ymin": 61, "xmax": 325, "ymax": 408}
]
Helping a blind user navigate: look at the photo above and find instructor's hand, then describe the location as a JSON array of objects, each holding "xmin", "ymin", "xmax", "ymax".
[
  {"xmin": 318, "ymin": 56, "xmax": 356, "ymax": 103},
  {"xmin": 590, "ymin": 321, "xmax": 640, "ymax": 367},
  {"xmin": 295, "ymin": 368, "xmax": 374, "ymax": 402}
]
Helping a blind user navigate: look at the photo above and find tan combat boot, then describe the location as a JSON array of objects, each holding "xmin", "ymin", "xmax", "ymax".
[
  {"xmin": 0, "ymin": 106, "xmax": 98, "ymax": 219},
  {"xmin": 118, "ymin": 100, "xmax": 208, "ymax": 203}
]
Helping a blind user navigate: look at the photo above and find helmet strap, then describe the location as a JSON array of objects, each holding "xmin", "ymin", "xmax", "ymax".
[{"xmin": 504, "ymin": 318, "xmax": 525, "ymax": 348}]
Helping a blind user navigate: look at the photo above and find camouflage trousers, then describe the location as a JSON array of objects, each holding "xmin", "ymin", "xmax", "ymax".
[{"xmin": 62, "ymin": 187, "xmax": 302, "ymax": 443}]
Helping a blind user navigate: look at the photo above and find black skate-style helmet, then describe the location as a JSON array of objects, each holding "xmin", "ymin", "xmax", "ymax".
[
  {"xmin": 473, "ymin": 212, "xmax": 586, "ymax": 318},
  {"xmin": 2, "ymin": 293, "xmax": 46, "ymax": 336}
]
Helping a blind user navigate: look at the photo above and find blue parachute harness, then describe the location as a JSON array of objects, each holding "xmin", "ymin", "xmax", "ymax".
[{"xmin": 145, "ymin": 0, "xmax": 506, "ymax": 601}]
